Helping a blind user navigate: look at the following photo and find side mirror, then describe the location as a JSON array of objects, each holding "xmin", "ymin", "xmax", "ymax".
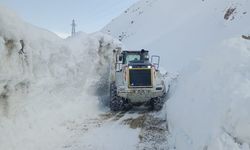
[{"xmin": 119, "ymin": 56, "xmax": 122, "ymax": 61}]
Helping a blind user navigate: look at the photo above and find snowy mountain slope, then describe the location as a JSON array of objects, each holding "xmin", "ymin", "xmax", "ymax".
[
  {"xmin": 102, "ymin": 0, "xmax": 250, "ymax": 71},
  {"xmin": 102, "ymin": 0, "xmax": 250, "ymax": 150}
]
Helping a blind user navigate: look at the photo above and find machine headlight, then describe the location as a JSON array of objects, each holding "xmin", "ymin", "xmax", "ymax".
[
  {"xmin": 147, "ymin": 66, "xmax": 151, "ymax": 69},
  {"xmin": 129, "ymin": 66, "xmax": 133, "ymax": 69}
]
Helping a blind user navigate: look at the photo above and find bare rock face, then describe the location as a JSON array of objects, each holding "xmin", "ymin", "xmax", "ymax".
[
  {"xmin": 242, "ymin": 35, "xmax": 250, "ymax": 40},
  {"xmin": 224, "ymin": 7, "xmax": 236, "ymax": 20},
  {"xmin": 0, "ymin": 84, "xmax": 10, "ymax": 116}
]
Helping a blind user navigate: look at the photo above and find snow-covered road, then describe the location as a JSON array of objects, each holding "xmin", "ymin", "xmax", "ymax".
[{"xmin": 62, "ymin": 109, "xmax": 169, "ymax": 150}]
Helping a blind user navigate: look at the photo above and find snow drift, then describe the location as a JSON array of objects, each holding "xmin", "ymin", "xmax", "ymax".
[
  {"xmin": 167, "ymin": 38, "xmax": 250, "ymax": 150},
  {"xmin": 0, "ymin": 6, "xmax": 120, "ymax": 150}
]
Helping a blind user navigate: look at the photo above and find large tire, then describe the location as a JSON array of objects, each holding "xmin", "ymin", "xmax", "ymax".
[
  {"xmin": 152, "ymin": 85, "xmax": 169, "ymax": 111},
  {"xmin": 110, "ymin": 97, "xmax": 125, "ymax": 111},
  {"xmin": 151, "ymin": 92, "xmax": 166, "ymax": 111},
  {"xmin": 110, "ymin": 82, "xmax": 129, "ymax": 111}
]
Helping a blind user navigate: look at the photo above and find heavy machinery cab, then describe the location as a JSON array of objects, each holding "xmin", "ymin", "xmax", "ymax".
[
  {"xmin": 113, "ymin": 49, "xmax": 161, "ymax": 88},
  {"xmin": 117, "ymin": 49, "xmax": 160, "ymax": 70},
  {"xmin": 121, "ymin": 49, "xmax": 149, "ymax": 64}
]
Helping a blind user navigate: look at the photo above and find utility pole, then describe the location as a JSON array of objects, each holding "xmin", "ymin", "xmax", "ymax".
[{"xmin": 71, "ymin": 19, "xmax": 76, "ymax": 36}]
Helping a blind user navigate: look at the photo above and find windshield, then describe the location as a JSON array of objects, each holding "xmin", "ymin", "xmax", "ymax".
[{"xmin": 125, "ymin": 54, "xmax": 140, "ymax": 64}]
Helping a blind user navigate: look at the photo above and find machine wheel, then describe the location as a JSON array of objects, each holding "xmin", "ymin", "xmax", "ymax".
[
  {"xmin": 151, "ymin": 86, "xmax": 168, "ymax": 111},
  {"xmin": 110, "ymin": 96, "xmax": 125, "ymax": 111},
  {"xmin": 110, "ymin": 82, "xmax": 130, "ymax": 111},
  {"xmin": 151, "ymin": 95, "xmax": 165, "ymax": 111}
]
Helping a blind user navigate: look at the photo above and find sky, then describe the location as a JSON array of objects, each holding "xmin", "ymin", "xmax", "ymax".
[{"xmin": 0, "ymin": 0, "xmax": 139, "ymax": 38}]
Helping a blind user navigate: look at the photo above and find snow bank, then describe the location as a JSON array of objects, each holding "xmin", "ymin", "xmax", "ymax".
[
  {"xmin": 0, "ymin": 6, "xmax": 120, "ymax": 150},
  {"xmin": 167, "ymin": 38, "xmax": 250, "ymax": 150}
]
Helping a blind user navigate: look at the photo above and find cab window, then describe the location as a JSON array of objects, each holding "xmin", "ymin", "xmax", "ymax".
[{"xmin": 125, "ymin": 54, "xmax": 140, "ymax": 64}]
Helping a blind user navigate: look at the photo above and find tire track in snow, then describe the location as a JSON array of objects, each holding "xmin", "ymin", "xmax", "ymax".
[
  {"xmin": 122, "ymin": 112, "xmax": 169, "ymax": 150},
  {"xmin": 61, "ymin": 111, "xmax": 127, "ymax": 149},
  {"xmin": 62, "ymin": 110, "xmax": 169, "ymax": 150}
]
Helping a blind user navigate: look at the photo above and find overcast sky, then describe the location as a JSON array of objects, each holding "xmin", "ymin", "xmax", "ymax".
[{"xmin": 0, "ymin": 0, "xmax": 138, "ymax": 37}]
